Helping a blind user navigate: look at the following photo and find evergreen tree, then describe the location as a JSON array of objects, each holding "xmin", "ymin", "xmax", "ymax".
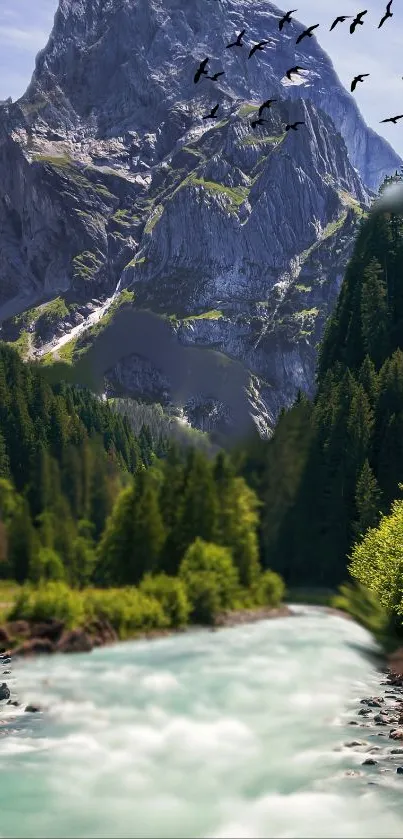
[
  {"xmin": 353, "ymin": 459, "xmax": 382, "ymax": 539},
  {"xmin": 360, "ymin": 258, "xmax": 389, "ymax": 368}
]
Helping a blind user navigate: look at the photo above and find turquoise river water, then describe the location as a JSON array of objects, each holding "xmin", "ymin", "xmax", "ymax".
[{"xmin": 1, "ymin": 607, "xmax": 403, "ymax": 838}]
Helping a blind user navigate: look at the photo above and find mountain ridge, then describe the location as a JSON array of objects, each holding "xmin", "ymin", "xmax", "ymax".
[{"xmin": 0, "ymin": 0, "xmax": 401, "ymax": 435}]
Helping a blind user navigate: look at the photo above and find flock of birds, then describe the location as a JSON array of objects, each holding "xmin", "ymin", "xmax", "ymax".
[{"xmin": 193, "ymin": 1, "xmax": 403, "ymax": 132}]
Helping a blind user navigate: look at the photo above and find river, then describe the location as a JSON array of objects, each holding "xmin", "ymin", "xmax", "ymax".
[{"xmin": 1, "ymin": 607, "xmax": 403, "ymax": 838}]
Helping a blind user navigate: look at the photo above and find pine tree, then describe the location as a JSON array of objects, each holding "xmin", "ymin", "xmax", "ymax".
[
  {"xmin": 7, "ymin": 498, "xmax": 37, "ymax": 584},
  {"xmin": 353, "ymin": 460, "xmax": 382, "ymax": 539},
  {"xmin": 131, "ymin": 471, "xmax": 166, "ymax": 582},
  {"xmin": 175, "ymin": 449, "xmax": 219, "ymax": 560},
  {"xmin": 360, "ymin": 258, "xmax": 389, "ymax": 369}
]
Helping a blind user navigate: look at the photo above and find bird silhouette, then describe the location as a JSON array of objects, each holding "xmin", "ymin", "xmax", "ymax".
[
  {"xmin": 279, "ymin": 10, "xmax": 297, "ymax": 31},
  {"xmin": 194, "ymin": 58, "xmax": 209, "ymax": 84},
  {"xmin": 226, "ymin": 29, "xmax": 246, "ymax": 48},
  {"xmin": 202, "ymin": 104, "xmax": 220, "ymax": 119},
  {"xmin": 285, "ymin": 121, "xmax": 305, "ymax": 131},
  {"xmin": 249, "ymin": 41, "xmax": 270, "ymax": 59},
  {"xmin": 350, "ymin": 10, "xmax": 367, "ymax": 33},
  {"xmin": 378, "ymin": 1, "xmax": 393, "ymax": 28},
  {"xmin": 351, "ymin": 73, "xmax": 369, "ymax": 92},
  {"xmin": 258, "ymin": 99, "xmax": 277, "ymax": 117},
  {"xmin": 285, "ymin": 66, "xmax": 306, "ymax": 80},
  {"xmin": 207, "ymin": 71, "xmax": 225, "ymax": 81},
  {"xmin": 380, "ymin": 113, "xmax": 403, "ymax": 124},
  {"xmin": 296, "ymin": 24, "xmax": 319, "ymax": 43},
  {"xmin": 251, "ymin": 118, "xmax": 268, "ymax": 129},
  {"xmin": 330, "ymin": 15, "xmax": 353, "ymax": 31}
]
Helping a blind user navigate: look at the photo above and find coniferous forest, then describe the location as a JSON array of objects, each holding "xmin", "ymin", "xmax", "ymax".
[{"xmin": 236, "ymin": 176, "xmax": 403, "ymax": 631}]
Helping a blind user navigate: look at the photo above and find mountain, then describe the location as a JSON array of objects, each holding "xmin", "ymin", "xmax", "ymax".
[{"xmin": 0, "ymin": 0, "xmax": 401, "ymax": 435}]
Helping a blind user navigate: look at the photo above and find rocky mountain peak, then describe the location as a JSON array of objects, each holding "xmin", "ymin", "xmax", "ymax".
[{"xmin": 0, "ymin": 0, "xmax": 401, "ymax": 436}]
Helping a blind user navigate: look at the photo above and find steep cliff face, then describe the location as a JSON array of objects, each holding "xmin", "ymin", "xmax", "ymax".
[{"xmin": 0, "ymin": 0, "xmax": 401, "ymax": 434}]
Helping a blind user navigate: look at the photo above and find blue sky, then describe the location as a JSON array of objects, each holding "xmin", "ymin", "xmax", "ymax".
[{"xmin": 1, "ymin": 0, "xmax": 403, "ymax": 158}]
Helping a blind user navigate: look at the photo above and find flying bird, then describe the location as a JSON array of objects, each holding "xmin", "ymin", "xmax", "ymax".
[
  {"xmin": 330, "ymin": 15, "xmax": 353, "ymax": 31},
  {"xmin": 279, "ymin": 10, "xmax": 297, "ymax": 31},
  {"xmin": 251, "ymin": 118, "xmax": 268, "ymax": 129},
  {"xmin": 226, "ymin": 29, "xmax": 245, "ymax": 48},
  {"xmin": 350, "ymin": 10, "xmax": 367, "ymax": 33},
  {"xmin": 258, "ymin": 99, "xmax": 277, "ymax": 117},
  {"xmin": 380, "ymin": 114, "xmax": 403, "ymax": 124},
  {"xmin": 285, "ymin": 121, "xmax": 305, "ymax": 131},
  {"xmin": 285, "ymin": 66, "xmax": 305, "ymax": 80},
  {"xmin": 296, "ymin": 24, "xmax": 319, "ymax": 43},
  {"xmin": 378, "ymin": 1, "xmax": 393, "ymax": 28},
  {"xmin": 207, "ymin": 71, "xmax": 225, "ymax": 81},
  {"xmin": 350, "ymin": 73, "xmax": 369, "ymax": 92},
  {"xmin": 202, "ymin": 104, "xmax": 220, "ymax": 119},
  {"xmin": 194, "ymin": 58, "xmax": 209, "ymax": 84},
  {"xmin": 249, "ymin": 41, "xmax": 269, "ymax": 59}
]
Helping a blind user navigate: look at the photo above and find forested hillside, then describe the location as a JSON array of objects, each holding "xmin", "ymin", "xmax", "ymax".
[
  {"xmin": 237, "ymin": 175, "xmax": 403, "ymax": 589},
  {"xmin": 0, "ymin": 344, "xmax": 284, "ymax": 637}
]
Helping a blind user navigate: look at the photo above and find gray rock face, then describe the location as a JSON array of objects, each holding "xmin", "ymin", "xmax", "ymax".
[{"xmin": 0, "ymin": 0, "xmax": 401, "ymax": 434}]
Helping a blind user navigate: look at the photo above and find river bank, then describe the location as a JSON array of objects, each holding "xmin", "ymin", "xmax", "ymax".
[{"xmin": 0, "ymin": 604, "xmax": 295, "ymax": 659}]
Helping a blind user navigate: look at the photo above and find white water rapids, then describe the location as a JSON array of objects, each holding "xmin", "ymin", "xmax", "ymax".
[{"xmin": 0, "ymin": 607, "xmax": 403, "ymax": 838}]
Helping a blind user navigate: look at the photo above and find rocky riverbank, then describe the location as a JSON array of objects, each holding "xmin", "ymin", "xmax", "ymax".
[
  {"xmin": 339, "ymin": 654, "xmax": 403, "ymax": 780},
  {"xmin": 0, "ymin": 605, "xmax": 295, "ymax": 660}
]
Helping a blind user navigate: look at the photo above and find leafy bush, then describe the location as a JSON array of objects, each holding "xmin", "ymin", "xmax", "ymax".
[
  {"xmin": 179, "ymin": 538, "xmax": 239, "ymax": 610},
  {"xmin": 253, "ymin": 570, "xmax": 285, "ymax": 607},
  {"xmin": 139, "ymin": 574, "xmax": 190, "ymax": 627},
  {"xmin": 10, "ymin": 582, "xmax": 85, "ymax": 628},
  {"xmin": 183, "ymin": 571, "xmax": 221, "ymax": 625},
  {"xmin": 83, "ymin": 587, "xmax": 168, "ymax": 636},
  {"xmin": 349, "ymin": 498, "xmax": 403, "ymax": 613},
  {"xmin": 331, "ymin": 581, "xmax": 391, "ymax": 643}
]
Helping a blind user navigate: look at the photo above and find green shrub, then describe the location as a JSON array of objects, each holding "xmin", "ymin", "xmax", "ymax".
[
  {"xmin": 253, "ymin": 570, "xmax": 285, "ymax": 608},
  {"xmin": 139, "ymin": 574, "xmax": 190, "ymax": 627},
  {"xmin": 179, "ymin": 538, "xmax": 239, "ymax": 610},
  {"xmin": 183, "ymin": 571, "xmax": 221, "ymax": 625},
  {"xmin": 332, "ymin": 581, "xmax": 391, "ymax": 642},
  {"xmin": 10, "ymin": 582, "xmax": 85, "ymax": 628},
  {"xmin": 83, "ymin": 587, "xmax": 168, "ymax": 636}
]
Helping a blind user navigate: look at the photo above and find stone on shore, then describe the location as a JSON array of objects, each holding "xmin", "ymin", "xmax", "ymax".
[
  {"xmin": 0, "ymin": 683, "xmax": 10, "ymax": 701},
  {"xmin": 13, "ymin": 638, "xmax": 55, "ymax": 657},
  {"xmin": 56, "ymin": 629, "xmax": 94, "ymax": 654}
]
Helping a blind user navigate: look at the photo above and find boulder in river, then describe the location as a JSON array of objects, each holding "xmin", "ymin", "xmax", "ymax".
[
  {"xmin": 24, "ymin": 705, "xmax": 42, "ymax": 713},
  {"xmin": 397, "ymin": 767, "xmax": 403, "ymax": 774},
  {"xmin": 389, "ymin": 728, "xmax": 403, "ymax": 740},
  {"xmin": 0, "ymin": 683, "xmax": 10, "ymax": 701},
  {"xmin": 362, "ymin": 758, "xmax": 378, "ymax": 766},
  {"xmin": 360, "ymin": 697, "xmax": 384, "ymax": 708}
]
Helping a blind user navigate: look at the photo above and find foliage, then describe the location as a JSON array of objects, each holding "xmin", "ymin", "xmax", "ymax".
[
  {"xmin": 236, "ymin": 199, "xmax": 403, "ymax": 590},
  {"xmin": 331, "ymin": 581, "xmax": 391, "ymax": 643},
  {"xmin": 179, "ymin": 538, "xmax": 240, "ymax": 611},
  {"xmin": 252, "ymin": 570, "xmax": 286, "ymax": 608},
  {"xmin": 139, "ymin": 574, "xmax": 190, "ymax": 627},
  {"xmin": 349, "ymin": 498, "xmax": 403, "ymax": 613}
]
